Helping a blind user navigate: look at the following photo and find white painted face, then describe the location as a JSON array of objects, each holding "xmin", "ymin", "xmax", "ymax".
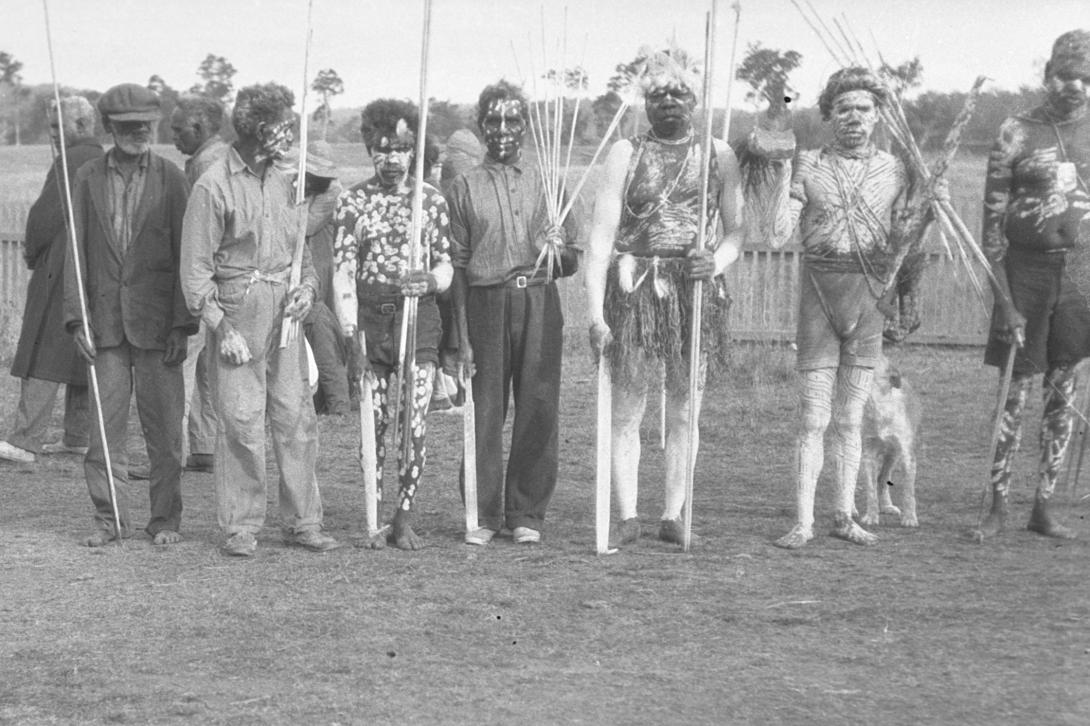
[
  {"xmin": 830, "ymin": 89, "xmax": 878, "ymax": 150},
  {"xmin": 1046, "ymin": 62, "xmax": 1090, "ymax": 118},
  {"xmin": 258, "ymin": 112, "xmax": 295, "ymax": 162},
  {"xmin": 480, "ymin": 99, "xmax": 526, "ymax": 163},
  {"xmin": 110, "ymin": 120, "xmax": 153, "ymax": 157},
  {"xmin": 370, "ymin": 132, "xmax": 415, "ymax": 190}
]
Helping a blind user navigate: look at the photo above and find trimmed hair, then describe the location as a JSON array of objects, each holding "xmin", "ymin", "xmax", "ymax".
[
  {"xmin": 475, "ymin": 80, "xmax": 529, "ymax": 128},
  {"xmin": 232, "ymin": 83, "xmax": 295, "ymax": 138},
  {"xmin": 175, "ymin": 94, "xmax": 225, "ymax": 135},
  {"xmin": 359, "ymin": 98, "xmax": 419, "ymax": 151},
  {"xmin": 817, "ymin": 66, "xmax": 888, "ymax": 120}
]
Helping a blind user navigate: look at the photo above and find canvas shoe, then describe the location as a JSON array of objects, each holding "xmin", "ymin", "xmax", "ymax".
[
  {"xmin": 41, "ymin": 441, "xmax": 89, "ymax": 456},
  {"xmin": 512, "ymin": 526, "xmax": 541, "ymax": 544},
  {"xmin": 285, "ymin": 529, "xmax": 343, "ymax": 552},
  {"xmin": 0, "ymin": 440, "xmax": 36, "ymax": 463},
  {"xmin": 222, "ymin": 531, "xmax": 257, "ymax": 557},
  {"xmin": 464, "ymin": 527, "xmax": 496, "ymax": 546}
]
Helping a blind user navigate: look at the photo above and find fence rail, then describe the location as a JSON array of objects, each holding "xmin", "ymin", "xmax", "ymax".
[
  {"xmin": 1, "ymin": 231, "xmax": 993, "ymax": 347},
  {"xmin": 722, "ymin": 244, "xmax": 992, "ymax": 345},
  {"xmin": 1, "ymin": 232, "xmax": 30, "ymax": 314}
]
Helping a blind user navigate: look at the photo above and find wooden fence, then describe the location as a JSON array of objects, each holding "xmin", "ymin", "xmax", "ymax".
[
  {"xmin": 1, "ymin": 231, "xmax": 993, "ymax": 347},
  {"xmin": 1, "ymin": 232, "xmax": 30, "ymax": 312},
  {"xmin": 721, "ymin": 244, "xmax": 993, "ymax": 345}
]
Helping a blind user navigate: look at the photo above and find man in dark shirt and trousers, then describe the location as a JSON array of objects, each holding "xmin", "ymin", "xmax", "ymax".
[
  {"xmin": 0, "ymin": 97, "xmax": 99, "ymax": 465},
  {"xmin": 64, "ymin": 84, "xmax": 195, "ymax": 546},
  {"xmin": 171, "ymin": 94, "xmax": 230, "ymax": 472},
  {"xmin": 448, "ymin": 80, "xmax": 581, "ymax": 546}
]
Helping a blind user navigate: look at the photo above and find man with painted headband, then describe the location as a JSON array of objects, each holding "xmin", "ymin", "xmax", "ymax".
[
  {"xmin": 585, "ymin": 47, "xmax": 745, "ymax": 547},
  {"xmin": 181, "ymin": 83, "xmax": 340, "ymax": 557},
  {"xmin": 978, "ymin": 29, "xmax": 1090, "ymax": 540},
  {"xmin": 773, "ymin": 67, "xmax": 913, "ymax": 549},
  {"xmin": 448, "ymin": 80, "xmax": 582, "ymax": 546},
  {"xmin": 332, "ymin": 99, "xmax": 452, "ymax": 550}
]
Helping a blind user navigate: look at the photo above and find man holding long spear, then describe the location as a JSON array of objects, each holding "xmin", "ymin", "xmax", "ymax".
[
  {"xmin": 978, "ymin": 29, "xmax": 1090, "ymax": 540},
  {"xmin": 770, "ymin": 67, "xmax": 914, "ymax": 550},
  {"xmin": 585, "ymin": 47, "xmax": 744, "ymax": 547},
  {"xmin": 332, "ymin": 99, "xmax": 452, "ymax": 551},
  {"xmin": 181, "ymin": 83, "xmax": 340, "ymax": 557},
  {"xmin": 64, "ymin": 84, "xmax": 194, "ymax": 547}
]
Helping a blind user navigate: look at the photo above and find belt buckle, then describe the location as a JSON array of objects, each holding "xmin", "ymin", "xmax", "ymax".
[
  {"xmin": 515, "ymin": 275, "xmax": 528, "ymax": 288},
  {"xmin": 379, "ymin": 303, "xmax": 397, "ymax": 314}
]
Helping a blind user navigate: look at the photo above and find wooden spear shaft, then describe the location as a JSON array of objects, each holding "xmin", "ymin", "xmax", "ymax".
[
  {"xmin": 280, "ymin": 0, "xmax": 314, "ymax": 349},
  {"xmin": 683, "ymin": 1, "xmax": 720, "ymax": 553},
  {"xmin": 395, "ymin": 0, "xmax": 434, "ymax": 465},
  {"xmin": 42, "ymin": 0, "xmax": 123, "ymax": 544}
]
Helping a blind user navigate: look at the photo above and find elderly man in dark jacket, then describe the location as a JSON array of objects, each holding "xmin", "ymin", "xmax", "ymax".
[
  {"xmin": 0, "ymin": 97, "xmax": 101, "ymax": 465},
  {"xmin": 64, "ymin": 83, "xmax": 196, "ymax": 546}
]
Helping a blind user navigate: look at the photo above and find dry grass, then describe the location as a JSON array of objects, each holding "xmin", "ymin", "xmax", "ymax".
[{"xmin": 1, "ymin": 346, "xmax": 1088, "ymax": 724}]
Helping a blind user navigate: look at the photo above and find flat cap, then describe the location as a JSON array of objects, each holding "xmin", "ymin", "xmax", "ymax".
[{"xmin": 98, "ymin": 83, "xmax": 161, "ymax": 122}]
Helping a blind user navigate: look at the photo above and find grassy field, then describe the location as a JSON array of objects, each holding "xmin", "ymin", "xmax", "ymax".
[
  {"xmin": 0, "ymin": 139, "xmax": 1088, "ymax": 723},
  {"xmin": 0, "ymin": 343, "xmax": 1087, "ymax": 724}
]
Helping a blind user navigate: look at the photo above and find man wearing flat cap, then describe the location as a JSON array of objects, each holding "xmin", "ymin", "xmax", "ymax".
[
  {"xmin": 979, "ymin": 29, "xmax": 1090, "ymax": 540},
  {"xmin": 64, "ymin": 82, "xmax": 195, "ymax": 547}
]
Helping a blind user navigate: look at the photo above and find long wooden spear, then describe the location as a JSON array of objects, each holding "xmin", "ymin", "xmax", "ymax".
[
  {"xmin": 279, "ymin": 0, "xmax": 314, "ymax": 349},
  {"xmin": 394, "ymin": 0, "xmax": 434, "ymax": 467},
  {"xmin": 42, "ymin": 0, "xmax": 123, "ymax": 544},
  {"xmin": 682, "ymin": 1, "xmax": 720, "ymax": 552}
]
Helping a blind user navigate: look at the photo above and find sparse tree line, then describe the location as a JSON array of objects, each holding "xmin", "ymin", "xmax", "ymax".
[{"xmin": 0, "ymin": 46, "xmax": 1049, "ymax": 152}]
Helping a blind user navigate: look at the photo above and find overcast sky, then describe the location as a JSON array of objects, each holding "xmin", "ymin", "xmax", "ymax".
[{"xmin": 3, "ymin": 0, "xmax": 1084, "ymax": 111}]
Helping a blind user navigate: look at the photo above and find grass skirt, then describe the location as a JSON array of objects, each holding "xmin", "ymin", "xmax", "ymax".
[{"xmin": 604, "ymin": 255, "xmax": 731, "ymax": 393}]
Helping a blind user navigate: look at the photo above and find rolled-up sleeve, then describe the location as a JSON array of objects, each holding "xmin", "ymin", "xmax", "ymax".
[{"xmin": 180, "ymin": 180, "xmax": 226, "ymax": 331}]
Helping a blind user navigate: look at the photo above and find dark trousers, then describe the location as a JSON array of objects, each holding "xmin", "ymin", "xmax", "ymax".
[
  {"xmin": 86, "ymin": 342, "xmax": 184, "ymax": 537},
  {"xmin": 466, "ymin": 282, "xmax": 563, "ymax": 531}
]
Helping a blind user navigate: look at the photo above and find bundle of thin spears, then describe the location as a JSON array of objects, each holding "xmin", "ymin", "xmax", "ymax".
[
  {"xmin": 515, "ymin": 18, "xmax": 635, "ymax": 282},
  {"xmin": 792, "ymin": 0, "xmax": 999, "ymax": 330}
]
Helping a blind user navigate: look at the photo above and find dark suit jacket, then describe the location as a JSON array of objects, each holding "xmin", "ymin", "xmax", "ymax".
[
  {"xmin": 10, "ymin": 138, "xmax": 102, "ymax": 384},
  {"xmin": 64, "ymin": 150, "xmax": 197, "ymax": 351}
]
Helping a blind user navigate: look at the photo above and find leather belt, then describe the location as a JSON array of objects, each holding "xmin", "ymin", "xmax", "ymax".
[{"xmin": 504, "ymin": 274, "xmax": 549, "ymax": 289}]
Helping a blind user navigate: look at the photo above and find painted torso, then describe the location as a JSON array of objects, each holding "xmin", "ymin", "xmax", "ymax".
[
  {"xmin": 790, "ymin": 146, "xmax": 907, "ymax": 259},
  {"xmin": 983, "ymin": 107, "xmax": 1090, "ymax": 256},
  {"xmin": 616, "ymin": 134, "xmax": 720, "ymax": 257}
]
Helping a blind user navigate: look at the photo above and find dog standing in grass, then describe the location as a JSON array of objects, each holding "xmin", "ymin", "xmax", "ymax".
[{"xmin": 857, "ymin": 352, "xmax": 920, "ymax": 528}]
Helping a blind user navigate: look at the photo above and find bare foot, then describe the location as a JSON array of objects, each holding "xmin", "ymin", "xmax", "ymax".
[
  {"xmin": 152, "ymin": 530, "xmax": 182, "ymax": 545},
  {"xmin": 860, "ymin": 510, "xmax": 880, "ymax": 527},
  {"xmin": 1027, "ymin": 501, "xmax": 1076, "ymax": 540},
  {"xmin": 880, "ymin": 503, "xmax": 902, "ymax": 517},
  {"xmin": 899, "ymin": 511, "xmax": 919, "ymax": 528},
  {"xmin": 391, "ymin": 511, "xmax": 423, "ymax": 551},
  {"xmin": 610, "ymin": 518, "xmax": 642, "ymax": 547},
  {"xmin": 773, "ymin": 523, "xmax": 814, "ymax": 549},
  {"xmin": 657, "ymin": 518, "xmax": 699, "ymax": 546},
  {"xmin": 831, "ymin": 512, "xmax": 879, "ymax": 546}
]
